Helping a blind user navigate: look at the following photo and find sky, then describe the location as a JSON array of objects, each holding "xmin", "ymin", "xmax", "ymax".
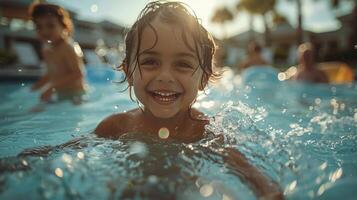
[{"xmin": 49, "ymin": 0, "xmax": 353, "ymax": 39}]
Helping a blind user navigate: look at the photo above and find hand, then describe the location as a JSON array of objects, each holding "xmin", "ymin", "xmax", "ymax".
[{"xmin": 40, "ymin": 88, "xmax": 53, "ymax": 102}]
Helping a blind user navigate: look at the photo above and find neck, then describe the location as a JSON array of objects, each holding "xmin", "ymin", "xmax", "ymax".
[
  {"xmin": 141, "ymin": 108, "xmax": 191, "ymax": 136},
  {"xmin": 46, "ymin": 37, "xmax": 66, "ymax": 47}
]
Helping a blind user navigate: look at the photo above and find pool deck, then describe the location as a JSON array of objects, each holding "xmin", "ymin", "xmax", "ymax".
[{"xmin": 0, "ymin": 65, "xmax": 43, "ymax": 81}]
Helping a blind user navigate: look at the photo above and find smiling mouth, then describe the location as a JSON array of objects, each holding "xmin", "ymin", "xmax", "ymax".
[{"xmin": 149, "ymin": 90, "xmax": 181, "ymax": 104}]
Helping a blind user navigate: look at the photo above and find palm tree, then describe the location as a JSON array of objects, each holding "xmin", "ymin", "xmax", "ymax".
[
  {"xmin": 211, "ymin": 7, "xmax": 234, "ymax": 39},
  {"xmin": 296, "ymin": 0, "xmax": 303, "ymax": 45},
  {"xmin": 286, "ymin": 0, "xmax": 355, "ymax": 45},
  {"xmin": 236, "ymin": 0, "xmax": 276, "ymax": 46},
  {"xmin": 284, "ymin": 0, "xmax": 303, "ymax": 45}
]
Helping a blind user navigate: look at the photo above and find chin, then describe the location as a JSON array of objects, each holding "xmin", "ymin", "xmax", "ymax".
[{"xmin": 150, "ymin": 109, "xmax": 179, "ymax": 119}]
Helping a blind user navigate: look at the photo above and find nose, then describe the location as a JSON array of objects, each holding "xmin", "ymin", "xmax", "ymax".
[{"xmin": 156, "ymin": 65, "xmax": 174, "ymax": 83}]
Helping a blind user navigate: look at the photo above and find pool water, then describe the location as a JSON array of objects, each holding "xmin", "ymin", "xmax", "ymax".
[{"xmin": 0, "ymin": 68, "xmax": 356, "ymax": 199}]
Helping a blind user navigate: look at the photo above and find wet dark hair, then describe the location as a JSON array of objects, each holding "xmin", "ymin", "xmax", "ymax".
[
  {"xmin": 119, "ymin": 1, "xmax": 219, "ymax": 99},
  {"xmin": 29, "ymin": 3, "xmax": 73, "ymax": 35}
]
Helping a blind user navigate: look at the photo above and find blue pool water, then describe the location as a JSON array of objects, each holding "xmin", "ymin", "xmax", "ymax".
[{"xmin": 0, "ymin": 68, "xmax": 356, "ymax": 199}]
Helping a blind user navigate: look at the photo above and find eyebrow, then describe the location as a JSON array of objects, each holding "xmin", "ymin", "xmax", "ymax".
[
  {"xmin": 141, "ymin": 50, "xmax": 196, "ymax": 59},
  {"xmin": 176, "ymin": 52, "xmax": 196, "ymax": 59}
]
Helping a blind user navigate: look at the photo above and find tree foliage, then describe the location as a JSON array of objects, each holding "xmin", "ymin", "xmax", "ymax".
[
  {"xmin": 211, "ymin": 7, "xmax": 234, "ymax": 24},
  {"xmin": 236, "ymin": 0, "xmax": 277, "ymax": 15}
]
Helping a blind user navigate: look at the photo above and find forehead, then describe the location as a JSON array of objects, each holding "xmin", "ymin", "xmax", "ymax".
[
  {"xmin": 139, "ymin": 18, "xmax": 195, "ymax": 54},
  {"xmin": 34, "ymin": 15, "xmax": 60, "ymax": 25}
]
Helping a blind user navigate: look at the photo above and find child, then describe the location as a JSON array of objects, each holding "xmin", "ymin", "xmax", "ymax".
[
  {"xmin": 292, "ymin": 43, "xmax": 328, "ymax": 83},
  {"xmin": 239, "ymin": 42, "xmax": 269, "ymax": 71},
  {"xmin": 96, "ymin": 1, "xmax": 283, "ymax": 199},
  {"xmin": 29, "ymin": 3, "xmax": 86, "ymax": 104}
]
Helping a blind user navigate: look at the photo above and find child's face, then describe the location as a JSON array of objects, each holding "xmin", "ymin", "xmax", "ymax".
[
  {"xmin": 34, "ymin": 16, "xmax": 65, "ymax": 43},
  {"xmin": 130, "ymin": 18, "xmax": 205, "ymax": 119}
]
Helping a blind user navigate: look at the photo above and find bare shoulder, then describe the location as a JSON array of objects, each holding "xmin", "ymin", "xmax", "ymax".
[
  {"xmin": 191, "ymin": 108, "xmax": 209, "ymax": 122},
  {"xmin": 95, "ymin": 113, "xmax": 126, "ymax": 138},
  {"xmin": 60, "ymin": 41, "xmax": 77, "ymax": 56},
  {"xmin": 95, "ymin": 109, "xmax": 140, "ymax": 138},
  {"xmin": 187, "ymin": 108, "xmax": 210, "ymax": 140}
]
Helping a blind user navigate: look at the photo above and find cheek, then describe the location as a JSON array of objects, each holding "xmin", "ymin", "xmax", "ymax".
[
  {"xmin": 132, "ymin": 69, "xmax": 149, "ymax": 89},
  {"xmin": 187, "ymin": 71, "xmax": 204, "ymax": 88}
]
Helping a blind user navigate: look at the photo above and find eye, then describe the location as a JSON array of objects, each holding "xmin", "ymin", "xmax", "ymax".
[
  {"xmin": 139, "ymin": 58, "xmax": 160, "ymax": 69},
  {"xmin": 176, "ymin": 61, "xmax": 193, "ymax": 69}
]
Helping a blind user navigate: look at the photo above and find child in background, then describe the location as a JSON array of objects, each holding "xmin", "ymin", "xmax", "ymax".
[
  {"xmin": 292, "ymin": 43, "xmax": 328, "ymax": 83},
  {"xmin": 239, "ymin": 42, "xmax": 269, "ymax": 71},
  {"xmin": 95, "ymin": 1, "xmax": 283, "ymax": 199},
  {"xmin": 30, "ymin": 3, "xmax": 86, "ymax": 104}
]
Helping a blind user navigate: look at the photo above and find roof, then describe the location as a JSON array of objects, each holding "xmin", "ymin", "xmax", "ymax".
[{"xmin": 0, "ymin": 0, "xmax": 33, "ymax": 7}]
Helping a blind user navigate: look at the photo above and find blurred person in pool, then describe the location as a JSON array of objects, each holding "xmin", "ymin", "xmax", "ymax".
[
  {"xmin": 29, "ymin": 3, "xmax": 86, "ymax": 105},
  {"xmin": 95, "ymin": 1, "xmax": 283, "ymax": 199},
  {"xmin": 291, "ymin": 43, "xmax": 328, "ymax": 83},
  {"xmin": 239, "ymin": 42, "xmax": 269, "ymax": 71}
]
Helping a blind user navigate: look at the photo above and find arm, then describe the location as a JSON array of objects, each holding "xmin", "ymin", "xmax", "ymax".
[
  {"xmin": 318, "ymin": 71, "xmax": 329, "ymax": 83},
  {"xmin": 223, "ymin": 148, "xmax": 284, "ymax": 200},
  {"xmin": 95, "ymin": 114, "xmax": 126, "ymax": 138},
  {"xmin": 31, "ymin": 74, "xmax": 50, "ymax": 91}
]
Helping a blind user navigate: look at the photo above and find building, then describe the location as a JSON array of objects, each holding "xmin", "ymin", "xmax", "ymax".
[{"xmin": 223, "ymin": 12, "xmax": 354, "ymax": 70}]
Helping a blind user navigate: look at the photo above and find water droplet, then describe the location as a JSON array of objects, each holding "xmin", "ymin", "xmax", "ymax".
[
  {"xmin": 62, "ymin": 154, "xmax": 72, "ymax": 164},
  {"xmin": 21, "ymin": 83, "xmax": 25, "ymax": 87},
  {"xmin": 158, "ymin": 127, "xmax": 170, "ymax": 139},
  {"xmin": 317, "ymin": 182, "xmax": 333, "ymax": 196},
  {"xmin": 77, "ymin": 152, "xmax": 85, "ymax": 159},
  {"xmin": 147, "ymin": 175, "xmax": 158, "ymax": 184},
  {"xmin": 330, "ymin": 168, "xmax": 343, "ymax": 182},
  {"xmin": 314, "ymin": 98, "xmax": 321, "ymax": 105},
  {"xmin": 200, "ymin": 184, "xmax": 214, "ymax": 197},
  {"xmin": 288, "ymin": 180, "xmax": 297, "ymax": 192},
  {"xmin": 278, "ymin": 72, "xmax": 286, "ymax": 81},
  {"xmin": 319, "ymin": 162, "xmax": 327, "ymax": 170},
  {"xmin": 22, "ymin": 160, "xmax": 28, "ymax": 166},
  {"xmin": 55, "ymin": 168, "xmax": 63, "ymax": 177},
  {"xmin": 129, "ymin": 142, "xmax": 148, "ymax": 157},
  {"xmin": 114, "ymin": 105, "xmax": 118, "ymax": 110},
  {"xmin": 18, "ymin": 68, "xmax": 22, "ymax": 72}
]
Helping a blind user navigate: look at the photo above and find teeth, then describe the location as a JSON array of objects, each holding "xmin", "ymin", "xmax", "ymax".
[
  {"xmin": 158, "ymin": 98, "xmax": 170, "ymax": 102},
  {"xmin": 151, "ymin": 91, "xmax": 179, "ymax": 103},
  {"xmin": 154, "ymin": 91, "xmax": 176, "ymax": 96}
]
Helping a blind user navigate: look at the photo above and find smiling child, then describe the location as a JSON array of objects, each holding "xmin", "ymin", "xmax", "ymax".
[{"xmin": 95, "ymin": 1, "xmax": 283, "ymax": 199}]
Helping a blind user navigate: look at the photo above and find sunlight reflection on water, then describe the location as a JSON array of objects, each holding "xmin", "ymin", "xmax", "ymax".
[{"xmin": 0, "ymin": 68, "xmax": 356, "ymax": 199}]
